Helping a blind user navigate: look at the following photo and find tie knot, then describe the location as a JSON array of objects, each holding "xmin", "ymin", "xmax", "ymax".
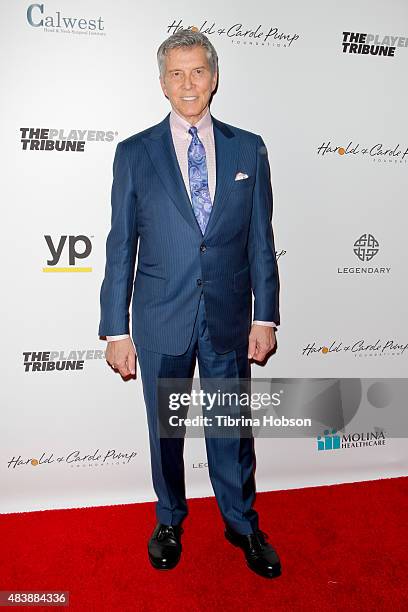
[{"xmin": 188, "ymin": 126, "xmax": 198, "ymax": 138}]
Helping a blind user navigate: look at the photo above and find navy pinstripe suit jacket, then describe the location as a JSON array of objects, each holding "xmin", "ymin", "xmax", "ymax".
[{"xmin": 99, "ymin": 111, "xmax": 280, "ymax": 355}]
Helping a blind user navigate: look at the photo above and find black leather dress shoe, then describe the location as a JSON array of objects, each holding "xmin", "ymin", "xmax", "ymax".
[
  {"xmin": 225, "ymin": 525, "xmax": 281, "ymax": 578},
  {"xmin": 148, "ymin": 522, "xmax": 183, "ymax": 570}
]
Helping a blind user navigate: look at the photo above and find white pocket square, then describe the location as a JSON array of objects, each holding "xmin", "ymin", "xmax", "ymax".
[{"xmin": 235, "ymin": 172, "xmax": 249, "ymax": 181}]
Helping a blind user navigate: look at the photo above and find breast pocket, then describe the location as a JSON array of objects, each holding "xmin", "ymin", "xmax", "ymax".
[
  {"xmin": 233, "ymin": 265, "xmax": 251, "ymax": 293},
  {"xmin": 231, "ymin": 177, "xmax": 255, "ymax": 192}
]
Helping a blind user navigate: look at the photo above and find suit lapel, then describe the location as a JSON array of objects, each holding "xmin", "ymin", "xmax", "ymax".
[
  {"xmin": 204, "ymin": 114, "xmax": 237, "ymax": 238},
  {"xmin": 142, "ymin": 113, "xmax": 200, "ymax": 236},
  {"xmin": 142, "ymin": 111, "xmax": 238, "ymax": 239}
]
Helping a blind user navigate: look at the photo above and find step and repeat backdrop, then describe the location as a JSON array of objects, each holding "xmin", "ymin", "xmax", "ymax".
[{"xmin": 1, "ymin": 1, "xmax": 407, "ymax": 512}]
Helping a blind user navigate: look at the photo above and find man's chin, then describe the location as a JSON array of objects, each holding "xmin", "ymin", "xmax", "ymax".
[{"xmin": 176, "ymin": 104, "xmax": 207, "ymax": 121}]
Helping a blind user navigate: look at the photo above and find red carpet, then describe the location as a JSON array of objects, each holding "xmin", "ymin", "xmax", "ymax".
[{"xmin": 1, "ymin": 477, "xmax": 407, "ymax": 611}]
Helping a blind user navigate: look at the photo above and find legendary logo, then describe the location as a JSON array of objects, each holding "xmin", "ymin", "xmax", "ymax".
[
  {"xmin": 337, "ymin": 233, "xmax": 390, "ymax": 275},
  {"xmin": 353, "ymin": 233, "xmax": 379, "ymax": 262}
]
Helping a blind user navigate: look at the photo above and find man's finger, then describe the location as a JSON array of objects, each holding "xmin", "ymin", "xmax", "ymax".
[
  {"xmin": 116, "ymin": 361, "xmax": 126, "ymax": 375},
  {"xmin": 127, "ymin": 351, "xmax": 136, "ymax": 376},
  {"xmin": 248, "ymin": 337, "xmax": 257, "ymax": 359}
]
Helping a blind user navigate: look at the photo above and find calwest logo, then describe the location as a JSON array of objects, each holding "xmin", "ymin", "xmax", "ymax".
[{"xmin": 26, "ymin": 4, "xmax": 105, "ymax": 32}]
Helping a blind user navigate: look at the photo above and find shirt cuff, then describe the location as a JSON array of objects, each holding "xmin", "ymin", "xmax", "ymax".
[
  {"xmin": 106, "ymin": 334, "xmax": 130, "ymax": 341},
  {"xmin": 253, "ymin": 321, "xmax": 277, "ymax": 328}
]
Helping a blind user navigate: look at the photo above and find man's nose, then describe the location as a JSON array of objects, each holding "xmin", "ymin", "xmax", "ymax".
[{"xmin": 183, "ymin": 75, "xmax": 193, "ymax": 89}]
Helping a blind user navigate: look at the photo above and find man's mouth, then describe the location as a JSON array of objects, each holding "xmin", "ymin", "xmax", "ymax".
[{"xmin": 181, "ymin": 96, "xmax": 198, "ymax": 101}]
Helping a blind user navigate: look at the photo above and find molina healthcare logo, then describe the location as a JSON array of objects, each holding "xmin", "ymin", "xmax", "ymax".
[
  {"xmin": 26, "ymin": 4, "xmax": 106, "ymax": 36},
  {"xmin": 342, "ymin": 31, "xmax": 408, "ymax": 58},
  {"xmin": 317, "ymin": 429, "xmax": 386, "ymax": 451},
  {"xmin": 23, "ymin": 348, "xmax": 106, "ymax": 372},
  {"xmin": 7, "ymin": 448, "xmax": 137, "ymax": 469},
  {"xmin": 317, "ymin": 139, "xmax": 408, "ymax": 164},
  {"xmin": 337, "ymin": 232, "xmax": 391, "ymax": 275},
  {"xmin": 20, "ymin": 128, "xmax": 117, "ymax": 152},
  {"xmin": 43, "ymin": 234, "xmax": 93, "ymax": 273},
  {"xmin": 167, "ymin": 21, "xmax": 300, "ymax": 49}
]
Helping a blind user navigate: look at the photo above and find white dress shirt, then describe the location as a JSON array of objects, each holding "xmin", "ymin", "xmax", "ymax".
[{"xmin": 106, "ymin": 107, "xmax": 276, "ymax": 341}]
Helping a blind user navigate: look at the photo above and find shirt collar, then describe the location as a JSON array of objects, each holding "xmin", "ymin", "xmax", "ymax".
[{"xmin": 169, "ymin": 105, "xmax": 212, "ymax": 139}]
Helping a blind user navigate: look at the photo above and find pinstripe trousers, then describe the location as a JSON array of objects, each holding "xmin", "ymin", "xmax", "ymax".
[{"xmin": 135, "ymin": 290, "xmax": 260, "ymax": 535}]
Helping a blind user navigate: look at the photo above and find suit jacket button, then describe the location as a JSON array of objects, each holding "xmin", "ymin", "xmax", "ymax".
[
  {"xmin": 196, "ymin": 279, "xmax": 202, "ymax": 286},
  {"xmin": 200, "ymin": 244, "xmax": 206, "ymax": 252}
]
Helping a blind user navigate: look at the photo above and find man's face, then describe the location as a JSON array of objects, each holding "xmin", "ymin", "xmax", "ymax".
[{"xmin": 159, "ymin": 45, "xmax": 218, "ymax": 124}]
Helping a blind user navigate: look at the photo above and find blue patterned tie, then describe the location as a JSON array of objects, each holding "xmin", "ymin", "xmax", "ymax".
[{"xmin": 187, "ymin": 126, "xmax": 213, "ymax": 234}]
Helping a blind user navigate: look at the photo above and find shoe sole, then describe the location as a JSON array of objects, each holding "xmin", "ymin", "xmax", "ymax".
[{"xmin": 224, "ymin": 530, "xmax": 281, "ymax": 579}]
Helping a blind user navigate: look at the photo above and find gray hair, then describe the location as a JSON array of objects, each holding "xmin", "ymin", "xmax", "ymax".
[{"xmin": 157, "ymin": 29, "xmax": 219, "ymax": 79}]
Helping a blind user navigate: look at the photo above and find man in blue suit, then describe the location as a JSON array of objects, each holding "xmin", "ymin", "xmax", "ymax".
[{"xmin": 99, "ymin": 29, "xmax": 281, "ymax": 578}]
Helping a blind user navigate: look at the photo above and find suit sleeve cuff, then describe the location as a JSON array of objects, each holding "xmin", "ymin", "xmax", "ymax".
[
  {"xmin": 253, "ymin": 321, "xmax": 277, "ymax": 328},
  {"xmin": 106, "ymin": 334, "xmax": 130, "ymax": 341}
]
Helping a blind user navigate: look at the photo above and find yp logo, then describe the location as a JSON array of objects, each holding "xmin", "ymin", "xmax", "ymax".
[{"xmin": 43, "ymin": 235, "xmax": 93, "ymax": 273}]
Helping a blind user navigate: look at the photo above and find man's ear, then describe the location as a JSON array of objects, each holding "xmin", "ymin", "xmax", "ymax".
[
  {"xmin": 159, "ymin": 76, "xmax": 168, "ymax": 98},
  {"xmin": 211, "ymin": 71, "xmax": 218, "ymax": 93}
]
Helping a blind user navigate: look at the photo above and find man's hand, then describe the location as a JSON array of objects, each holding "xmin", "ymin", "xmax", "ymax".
[
  {"xmin": 248, "ymin": 324, "xmax": 276, "ymax": 362},
  {"xmin": 105, "ymin": 338, "xmax": 137, "ymax": 378}
]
